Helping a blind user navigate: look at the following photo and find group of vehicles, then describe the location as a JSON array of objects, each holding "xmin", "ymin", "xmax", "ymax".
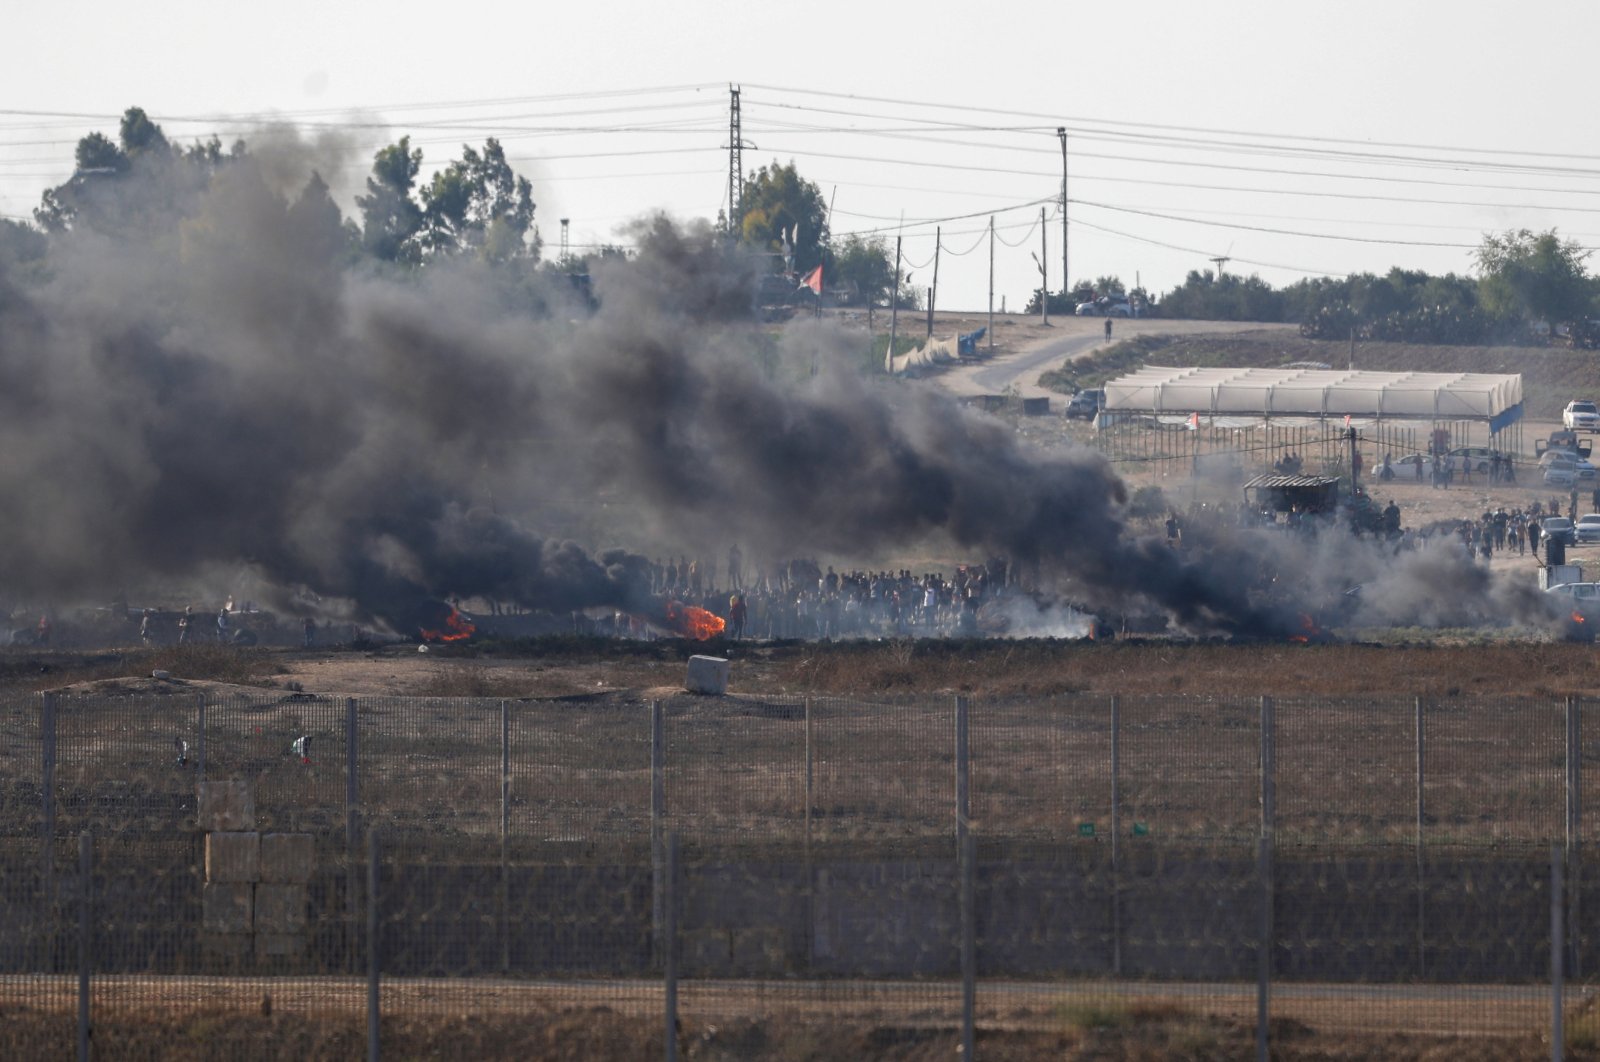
[
  {"xmin": 1074, "ymin": 296, "xmax": 1135, "ymax": 318},
  {"xmin": 1537, "ymin": 425, "xmax": 1597, "ymax": 486}
]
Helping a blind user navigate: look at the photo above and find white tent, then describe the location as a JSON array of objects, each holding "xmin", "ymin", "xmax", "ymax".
[{"xmin": 1102, "ymin": 366, "xmax": 1522, "ymax": 428}]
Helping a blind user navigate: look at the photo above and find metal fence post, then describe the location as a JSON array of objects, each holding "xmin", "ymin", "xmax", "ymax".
[
  {"xmin": 41, "ymin": 692, "xmax": 56, "ymax": 911},
  {"xmin": 1554, "ymin": 843, "xmax": 1565, "ymax": 1062},
  {"xmin": 1257, "ymin": 695, "xmax": 1275, "ymax": 1062},
  {"xmin": 1415, "ymin": 695, "xmax": 1426, "ymax": 978},
  {"xmin": 804, "ymin": 696, "xmax": 814, "ymax": 971},
  {"xmin": 651, "ymin": 700, "xmax": 666, "ymax": 966},
  {"xmin": 1568, "ymin": 695, "xmax": 1582, "ymax": 980},
  {"xmin": 955, "ymin": 695, "xmax": 974, "ymax": 1060},
  {"xmin": 346, "ymin": 697, "xmax": 360, "ymax": 973},
  {"xmin": 367, "ymin": 829, "xmax": 380, "ymax": 1062},
  {"xmin": 500, "ymin": 699, "xmax": 511, "ymax": 975},
  {"xmin": 664, "ymin": 830, "xmax": 679, "ymax": 1062},
  {"xmin": 196, "ymin": 694, "xmax": 206, "ymax": 782},
  {"xmin": 1110, "ymin": 694, "xmax": 1122, "ymax": 977},
  {"xmin": 77, "ymin": 831, "xmax": 90, "ymax": 1062}
]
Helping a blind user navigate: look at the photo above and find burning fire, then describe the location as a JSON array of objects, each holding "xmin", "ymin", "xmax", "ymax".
[
  {"xmin": 420, "ymin": 605, "xmax": 476, "ymax": 643},
  {"xmin": 665, "ymin": 600, "xmax": 726, "ymax": 640},
  {"xmin": 1574, "ymin": 611, "xmax": 1587, "ymax": 626},
  {"xmin": 1288, "ymin": 613, "xmax": 1320, "ymax": 644}
]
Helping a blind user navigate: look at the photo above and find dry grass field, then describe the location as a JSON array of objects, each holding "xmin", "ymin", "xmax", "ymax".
[{"xmin": 5, "ymin": 635, "xmax": 1599, "ymax": 1059}]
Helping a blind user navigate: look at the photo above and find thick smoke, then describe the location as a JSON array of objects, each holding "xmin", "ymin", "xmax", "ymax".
[{"xmin": 0, "ymin": 134, "xmax": 1560, "ymax": 638}]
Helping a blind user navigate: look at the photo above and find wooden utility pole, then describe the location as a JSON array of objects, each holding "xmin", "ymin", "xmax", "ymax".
[
  {"xmin": 1058, "ymin": 127, "xmax": 1069, "ymax": 300},
  {"xmin": 1039, "ymin": 207, "xmax": 1049, "ymax": 325},
  {"xmin": 927, "ymin": 226, "xmax": 941, "ymax": 338},
  {"xmin": 888, "ymin": 235, "xmax": 902, "ymax": 370},
  {"xmin": 987, "ymin": 217, "xmax": 995, "ymax": 354}
]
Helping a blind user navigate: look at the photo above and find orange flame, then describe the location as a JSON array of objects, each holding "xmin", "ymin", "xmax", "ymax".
[
  {"xmin": 665, "ymin": 600, "xmax": 726, "ymax": 640},
  {"xmin": 1575, "ymin": 611, "xmax": 1587, "ymax": 625},
  {"xmin": 1289, "ymin": 613, "xmax": 1320, "ymax": 644},
  {"xmin": 420, "ymin": 606, "xmax": 476, "ymax": 643}
]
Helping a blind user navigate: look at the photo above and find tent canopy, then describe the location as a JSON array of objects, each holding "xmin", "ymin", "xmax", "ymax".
[{"xmin": 1102, "ymin": 366, "xmax": 1522, "ymax": 423}]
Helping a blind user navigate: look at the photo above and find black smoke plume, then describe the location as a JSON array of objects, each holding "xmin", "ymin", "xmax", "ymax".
[{"xmin": 0, "ymin": 136, "xmax": 1558, "ymax": 638}]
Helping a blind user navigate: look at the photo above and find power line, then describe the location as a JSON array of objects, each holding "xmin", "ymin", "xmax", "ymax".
[{"xmin": 1073, "ymin": 199, "xmax": 1481, "ymax": 249}]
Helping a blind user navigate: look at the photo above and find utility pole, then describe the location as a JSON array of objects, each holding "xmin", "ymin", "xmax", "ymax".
[
  {"xmin": 1039, "ymin": 207, "xmax": 1049, "ymax": 325},
  {"xmin": 987, "ymin": 216, "xmax": 995, "ymax": 355},
  {"xmin": 726, "ymin": 86, "xmax": 744, "ymax": 239},
  {"xmin": 888, "ymin": 235, "xmax": 903, "ymax": 370},
  {"xmin": 927, "ymin": 226, "xmax": 941, "ymax": 338},
  {"xmin": 1057, "ymin": 127, "xmax": 1068, "ymax": 303}
]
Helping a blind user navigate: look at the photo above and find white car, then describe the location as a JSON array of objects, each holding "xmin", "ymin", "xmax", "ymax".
[
  {"xmin": 1075, "ymin": 297, "xmax": 1131, "ymax": 317},
  {"xmin": 1565, "ymin": 401, "xmax": 1600, "ymax": 432},
  {"xmin": 1548, "ymin": 581, "xmax": 1600, "ymax": 602},
  {"xmin": 1544, "ymin": 457, "xmax": 1578, "ymax": 486},
  {"xmin": 1577, "ymin": 514, "xmax": 1600, "ymax": 544}
]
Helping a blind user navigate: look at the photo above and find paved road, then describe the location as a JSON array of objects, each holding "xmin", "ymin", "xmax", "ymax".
[{"xmin": 935, "ymin": 318, "xmax": 1294, "ymax": 403}]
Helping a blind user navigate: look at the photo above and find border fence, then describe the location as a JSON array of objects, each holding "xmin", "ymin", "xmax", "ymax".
[{"xmin": 1, "ymin": 688, "xmax": 1596, "ymax": 1059}]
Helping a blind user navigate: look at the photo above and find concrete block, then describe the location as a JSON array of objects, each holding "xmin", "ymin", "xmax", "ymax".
[
  {"xmin": 202, "ymin": 882, "xmax": 253, "ymax": 934},
  {"xmin": 255, "ymin": 933, "xmax": 307, "ymax": 960},
  {"xmin": 197, "ymin": 780, "xmax": 256, "ymax": 832},
  {"xmin": 260, "ymin": 833, "xmax": 315, "ymax": 884},
  {"xmin": 254, "ymin": 883, "xmax": 308, "ymax": 935},
  {"xmin": 685, "ymin": 655, "xmax": 729, "ymax": 695},
  {"xmin": 205, "ymin": 832, "xmax": 260, "ymax": 883}
]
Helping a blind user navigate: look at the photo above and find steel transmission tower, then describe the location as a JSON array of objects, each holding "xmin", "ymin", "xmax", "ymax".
[{"xmin": 727, "ymin": 86, "xmax": 744, "ymax": 238}]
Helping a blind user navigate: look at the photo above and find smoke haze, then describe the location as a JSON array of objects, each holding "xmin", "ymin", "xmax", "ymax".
[{"xmin": 0, "ymin": 132, "xmax": 1563, "ymax": 637}]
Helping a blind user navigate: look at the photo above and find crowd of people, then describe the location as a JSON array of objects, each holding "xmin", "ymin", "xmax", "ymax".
[{"xmin": 625, "ymin": 554, "xmax": 1017, "ymax": 640}]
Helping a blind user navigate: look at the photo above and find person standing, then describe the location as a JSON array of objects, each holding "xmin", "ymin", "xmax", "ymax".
[{"xmin": 1104, "ymin": 318, "xmax": 1112, "ymax": 340}]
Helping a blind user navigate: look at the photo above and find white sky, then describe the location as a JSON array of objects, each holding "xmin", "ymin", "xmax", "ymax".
[{"xmin": 3, "ymin": 0, "xmax": 1597, "ymax": 311}]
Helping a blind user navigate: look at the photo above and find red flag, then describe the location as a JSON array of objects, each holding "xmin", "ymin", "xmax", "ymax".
[
  {"xmin": 801, "ymin": 265, "xmax": 823, "ymax": 294},
  {"xmin": 1188, "ymin": 412, "xmax": 1200, "ymax": 431}
]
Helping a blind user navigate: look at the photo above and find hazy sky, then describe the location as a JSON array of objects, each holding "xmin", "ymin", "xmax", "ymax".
[{"xmin": 3, "ymin": 0, "xmax": 1597, "ymax": 311}]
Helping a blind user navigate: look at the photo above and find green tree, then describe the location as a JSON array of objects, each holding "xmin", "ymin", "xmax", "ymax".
[
  {"xmin": 34, "ymin": 108, "xmax": 220, "ymax": 236},
  {"xmin": 1475, "ymin": 228, "xmax": 1593, "ymax": 326},
  {"xmin": 419, "ymin": 139, "xmax": 537, "ymax": 262},
  {"xmin": 356, "ymin": 137, "xmax": 424, "ymax": 264},
  {"xmin": 119, "ymin": 106, "xmax": 170, "ymax": 160},
  {"xmin": 828, "ymin": 234, "xmax": 894, "ymax": 306},
  {"xmin": 285, "ymin": 171, "xmax": 354, "ymax": 266},
  {"xmin": 739, "ymin": 160, "xmax": 828, "ymax": 274}
]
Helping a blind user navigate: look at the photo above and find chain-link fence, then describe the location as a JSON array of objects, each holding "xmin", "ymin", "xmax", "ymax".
[{"xmin": 1, "ymin": 689, "xmax": 1594, "ymax": 1059}]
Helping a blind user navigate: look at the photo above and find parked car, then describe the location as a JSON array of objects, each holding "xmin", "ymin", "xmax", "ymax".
[
  {"xmin": 1565, "ymin": 400, "xmax": 1600, "ymax": 432},
  {"xmin": 1577, "ymin": 514, "xmax": 1600, "ymax": 544},
  {"xmin": 1544, "ymin": 458, "xmax": 1578, "ymax": 486},
  {"xmin": 1064, "ymin": 388, "xmax": 1105, "ymax": 419},
  {"xmin": 1549, "ymin": 581, "xmax": 1600, "ymax": 601},
  {"xmin": 1537, "ymin": 429, "xmax": 1592, "ymax": 459},
  {"xmin": 1075, "ymin": 297, "xmax": 1131, "ymax": 317},
  {"xmin": 1543, "ymin": 516, "xmax": 1577, "ymax": 546},
  {"xmin": 1448, "ymin": 446, "xmax": 1495, "ymax": 473}
]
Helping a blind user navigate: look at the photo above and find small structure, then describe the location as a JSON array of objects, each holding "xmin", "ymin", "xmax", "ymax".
[{"xmin": 1244, "ymin": 474, "xmax": 1341, "ymax": 524}]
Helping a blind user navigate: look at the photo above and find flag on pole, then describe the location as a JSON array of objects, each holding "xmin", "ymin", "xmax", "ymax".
[
  {"xmin": 1343, "ymin": 414, "xmax": 1352, "ymax": 427},
  {"xmin": 801, "ymin": 265, "xmax": 823, "ymax": 294},
  {"xmin": 1188, "ymin": 412, "xmax": 1200, "ymax": 431}
]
